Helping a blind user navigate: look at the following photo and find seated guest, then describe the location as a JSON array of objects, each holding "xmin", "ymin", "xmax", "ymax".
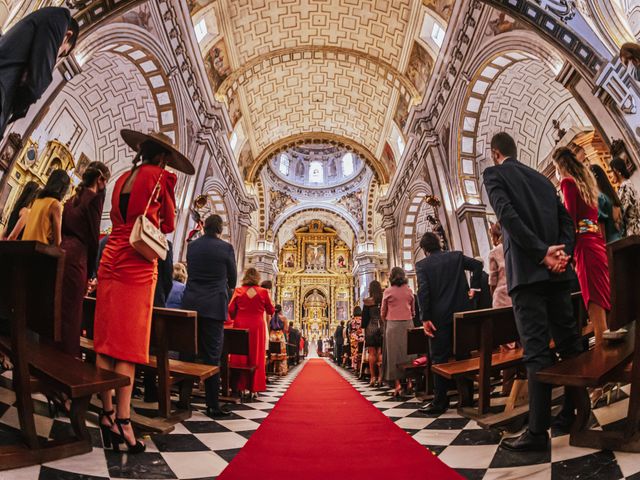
[
  {"xmin": 362, "ymin": 281, "xmax": 383, "ymax": 386},
  {"xmin": 2, "ymin": 181, "xmax": 40, "ymax": 239},
  {"xmin": 416, "ymin": 232, "xmax": 482, "ymax": 414},
  {"xmin": 381, "ymin": 267, "xmax": 416, "ymax": 397},
  {"xmin": 269, "ymin": 304, "xmax": 289, "ymax": 375},
  {"xmin": 182, "ymin": 214, "xmax": 237, "ymax": 419},
  {"xmin": 229, "ymin": 268, "xmax": 275, "ymax": 396},
  {"xmin": 489, "ymin": 223, "xmax": 517, "ymax": 395},
  {"xmin": 22, "ymin": 169, "xmax": 70, "ymax": 246},
  {"xmin": 166, "ymin": 263, "xmax": 187, "ymax": 309}
]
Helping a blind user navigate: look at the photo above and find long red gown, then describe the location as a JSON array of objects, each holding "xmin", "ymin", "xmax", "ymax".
[
  {"xmin": 94, "ymin": 164, "xmax": 176, "ymax": 364},
  {"xmin": 228, "ymin": 285, "xmax": 275, "ymax": 392},
  {"xmin": 560, "ymin": 177, "xmax": 611, "ymax": 311}
]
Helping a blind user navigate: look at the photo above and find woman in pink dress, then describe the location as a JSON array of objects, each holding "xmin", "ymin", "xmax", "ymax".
[
  {"xmin": 228, "ymin": 268, "xmax": 274, "ymax": 396},
  {"xmin": 553, "ymin": 147, "xmax": 611, "ymax": 345}
]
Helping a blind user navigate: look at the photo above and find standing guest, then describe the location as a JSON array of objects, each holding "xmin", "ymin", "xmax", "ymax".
[
  {"xmin": 182, "ymin": 214, "xmax": 236, "ymax": 418},
  {"xmin": 568, "ymin": 142, "xmax": 588, "ymax": 164},
  {"xmin": 59, "ymin": 161, "xmax": 110, "ymax": 357},
  {"xmin": 483, "ymin": 132, "xmax": 586, "ymax": 451},
  {"xmin": 166, "ymin": 263, "xmax": 187, "ymax": 309},
  {"xmin": 269, "ymin": 304, "xmax": 289, "ymax": 375},
  {"xmin": 553, "ymin": 147, "xmax": 611, "ymax": 344},
  {"xmin": 362, "ymin": 281, "xmax": 384, "ymax": 386},
  {"xmin": 22, "ymin": 169, "xmax": 70, "ymax": 246},
  {"xmin": 317, "ymin": 337, "xmax": 323, "ymax": 355},
  {"xmin": 590, "ymin": 164, "xmax": 624, "ymax": 243},
  {"xmin": 349, "ymin": 307, "xmax": 363, "ymax": 369},
  {"xmin": 334, "ymin": 321, "xmax": 345, "ymax": 363},
  {"xmin": 94, "ymin": 130, "xmax": 191, "ymax": 453},
  {"xmin": 2, "ymin": 181, "xmax": 40, "ymax": 239},
  {"xmin": 288, "ymin": 322, "xmax": 301, "ymax": 365},
  {"xmin": 260, "ymin": 280, "xmax": 273, "ymax": 354},
  {"xmin": 417, "ymin": 233, "xmax": 482, "ymax": 414},
  {"xmin": 381, "ymin": 267, "xmax": 416, "ymax": 397},
  {"xmin": 229, "ymin": 268, "xmax": 274, "ymax": 396},
  {"xmin": 610, "ymin": 157, "xmax": 640, "ymax": 236},
  {"xmin": 0, "ymin": 7, "xmax": 79, "ymax": 139},
  {"xmin": 489, "ymin": 223, "xmax": 517, "ymax": 395}
]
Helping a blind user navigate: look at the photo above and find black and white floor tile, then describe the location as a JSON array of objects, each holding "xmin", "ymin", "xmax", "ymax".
[
  {"xmin": 333, "ymin": 361, "xmax": 640, "ymax": 480},
  {"xmin": 0, "ymin": 363, "xmax": 303, "ymax": 480}
]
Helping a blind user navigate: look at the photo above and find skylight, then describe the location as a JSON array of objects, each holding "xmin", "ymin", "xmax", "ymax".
[
  {"xmin": 309, "ymin": 161, "xmax": 324, "ymax": 183},
  {"xmin": 431, "ymin": 22, "xmax": 445, "ymax": 47},
  {"xmin": 341, "ymin": 153, "xmax": 354, "ymax": 176},
  {"xmin": 279, "ymin": 153, "xmax": 290, "ymax": 176},
  {"xmin": 194, "ymin": 18, "xmax": 208, "ymax": 43}
]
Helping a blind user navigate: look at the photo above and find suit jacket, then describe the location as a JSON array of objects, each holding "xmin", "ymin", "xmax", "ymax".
[
  {"xmin": 0, "ymin": 7, "xmax": 71, "ymax": 134},
  {"xmin": 154, "ymin": 241, "xmax": 174, "ymax": 307},
  {"xmin": 334, "ymin": 325, "xmax": 344, "ymax": 342},
  {"xmin": 475, "ymin": 271, "xmax": 493, "ymax": 310},
  {"xmin": 182, "ymin": 235, "xmax": 237, "ymax": 320},
  {"xmin": 416, "ymin": 250, "xmax": 482, "ymax": 327},
  {"xmin": 483, "ymin": 158, "xmax": 575, "ymax": 292}
]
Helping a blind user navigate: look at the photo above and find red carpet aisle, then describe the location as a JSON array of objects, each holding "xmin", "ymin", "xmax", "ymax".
[{"xmin": 218, "ymin": 359, "xmax": 462, "ymax": 479}]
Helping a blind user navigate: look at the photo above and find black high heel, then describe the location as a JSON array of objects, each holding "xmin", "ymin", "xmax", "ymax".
[
  {"xmin": 111, "ymin": 418, "xmax": 145, "ymax": 454},
  {"xmin": 99, "ymin": 410, "xmax": 115, "ymax": 449}
]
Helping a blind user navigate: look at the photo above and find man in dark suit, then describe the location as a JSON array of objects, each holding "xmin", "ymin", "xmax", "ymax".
[
  {"xmin": 182, "ymin": 215, "xmax": 237, "ymax": 419},
  {"xmin": 287, "ymin": 323, "xmax": 301, "ymax": 365},
  {"xmin": 483, "ymin": 132, "xmax": 586, "ymax": 451},
  {"xmin": 416, "ymin": 232, "xmax": 483, "ymax": 415},
  {"xmin": 334, "ymin": 321, "xmax": 344, "ymax": 363},
  {"xmin": 0, "ymin": 7, "xmax": 79, "ymax": 139}
]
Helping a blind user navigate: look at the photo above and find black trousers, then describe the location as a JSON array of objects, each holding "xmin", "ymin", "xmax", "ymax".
[
  {"xmin": 511, "ymin": 281, "xmax": 584, "ymax": 433},
  {"xmin": 335, "ymin": 342, "xmax": 343, "ymax": 363},
  {"xmin": 198, "ymin": 317, "xmax": 225, "ymax": 409},
  {"xmin": 429, "ymin": 321, "xmax": 470, "ymax": 407}
]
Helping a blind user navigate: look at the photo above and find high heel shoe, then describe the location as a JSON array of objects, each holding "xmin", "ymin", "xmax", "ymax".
[
  {"xmin": 99, "ymin": 410, "xmax": 115, "ymax": 449},
  {"xmin": 45, "ymin": 392, "xmax": 70, "ymax": 418},
  {"xmin": 111, "ymin": 418, "xmax": 146, "ymax": 454}
]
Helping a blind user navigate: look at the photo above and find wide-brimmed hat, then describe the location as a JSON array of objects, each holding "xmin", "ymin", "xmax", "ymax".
[{"xmin": 121, "ymin": 129, "xmax": 195, "ymax": 175}]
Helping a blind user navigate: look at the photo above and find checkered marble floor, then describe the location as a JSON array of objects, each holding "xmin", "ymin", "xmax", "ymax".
[
  {"xmin": 0, "ymin": 363, "xmax": 304, "ymax": 480},
  {"xmin": 331, "ymin": 360, "xmax": 640, "ymax": 480}
]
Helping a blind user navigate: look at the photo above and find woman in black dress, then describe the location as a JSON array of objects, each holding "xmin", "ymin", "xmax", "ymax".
[
  {"xmin": 2, "ymin": 181, "xmax": 40, "ymax": 239},
  {"xmin": 362, "ymin": 280, "xmax": 384, "ymax": 386},
  {"xmin": 60, "ymin": 161, "xmax": 110, "ymax": 357}
]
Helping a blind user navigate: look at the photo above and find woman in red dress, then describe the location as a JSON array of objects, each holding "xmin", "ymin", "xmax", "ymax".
[
  {"xmin": 553, "ymin": 147, "xmax": 611, "ymax": 344},
  {"xmin": 94, "ymin": 130, "xmax": 193, "ymax": 453},
  {"xmin": 228, "ymin": 268, "xmax": 275, "ymax": 396}
]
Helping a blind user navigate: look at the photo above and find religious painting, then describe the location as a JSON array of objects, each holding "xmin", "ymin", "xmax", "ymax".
[
  {"xmin": 305, "ymin": 243, "xmax": 326, "ymax": 271},
  {"xmin": 487, "ymin": 12, "xmax": 522, "ymax": 36},
  {"xmin": 406, "ymin": 42, "xmax": 433, "ymax": 96},
  {"xmin": 227, "ymin": 94, "xmax": 241, "ymax": 128},
  {"xmin": 284, "ymin": 253, "xmax": 296, "ymax": 269},
  {"xmin": 382, "ymin": 143, "xmax": 396, "ymax": 177},
  {"xmin": 74, "ymin": 153, "xmax": 91, "ymax": 178},
  {"xmin": 394, "ymin": 93, "xmax": 410, "ymax": 132},
  {"xmin": 206, "ymin": 39, "xmax": 232, "ymax": 92},
  {"xmin": 282, "ymin": 300, "xmax": 295, "ymax": 321},
  {"xmin": 422, "ymin": 0, "xmax": 453, "ymax": 20},
  {"xmin": 116, "ymin": 3, "xmax": 155, "ymax": 34},
  {"xmin": 238, "ymin": 142, "xmax": 253, "ymax": 179},
  {"xmin": 336, "ymin": 300, "xmax": 349, "ymax": 322},
  {"xmin": 187, "ymin": 0, "xmax": 213, "ymax": 15},
  {"xmin": 336, "ymin": 255, "xmax": 346, "ymax": 269}
]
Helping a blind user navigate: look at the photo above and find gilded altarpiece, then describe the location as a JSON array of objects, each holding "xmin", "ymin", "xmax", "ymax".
[{"xmin": 277, "ymin": 220, "xmax": 353, "ymax": 340}]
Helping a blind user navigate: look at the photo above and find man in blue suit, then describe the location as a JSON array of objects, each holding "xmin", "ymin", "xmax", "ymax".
[{"xmin": 182, "ymin": 215, "xmax": 237, "ymax": 418}]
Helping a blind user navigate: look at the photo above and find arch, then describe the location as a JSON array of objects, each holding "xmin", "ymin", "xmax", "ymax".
[
  {"xmin": 399, "ymin": 182, "xmax": 435, "ymax": 272},
  {"xmin": 215, "ymin": 46, "xmax": 421, "ymax": 106},
  {"xmin": 201, "ymin": 177, "xmax": 232, "ymax": 241},
  {"xmin": 248, "ymin": 133, "xmax": 389, "ymax": 184},
  {"xmin": 273, "ymin": 206, "xmax": 358, "ymax": 249},
  {"xmin": 74, "ymin": 23, "xmax": 181, "ymax": 149}
]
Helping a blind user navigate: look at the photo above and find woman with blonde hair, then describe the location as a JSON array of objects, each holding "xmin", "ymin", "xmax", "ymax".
[
  {"xmin": 229, "ymin": 267, "xmax": 274, "ymax": 395},
  {"xmin": 166, "ymin": 263, "xmax": 187, "ymax": 309},
  {"xmin": 552, "ymin": 147, "xmax": 610, "ymax": 344}
]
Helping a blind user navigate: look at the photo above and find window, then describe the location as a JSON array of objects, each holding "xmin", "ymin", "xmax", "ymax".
[
  {"xmin": 309, "ymin": 161, "xmax": 323, "ymax": 183},
  {"xmin": 341, "ymin": 153, "xmax": 354, "ymax": 176},
  {"xmin": 229, "ymin": 131, "xmax": 238, "ymax": 151},
  {"xmin": 396, "ymin": 134, "xmax": 406, "ymax": 156},
  {"xmin": 279, "ymin": 153, "xmax": 290, "ymax": 175},
  {"xmin": 431, "ymin": 22, "xmax": 445, "ymax": 47},
  {"xmin": 194, "ymin": 18, "xmax": 208, "ymax": 43}
]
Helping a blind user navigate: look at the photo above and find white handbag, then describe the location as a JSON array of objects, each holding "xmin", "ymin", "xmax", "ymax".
[{"xmin": 129, "ymin": 170, "xmax": 168, "ymax": 261}]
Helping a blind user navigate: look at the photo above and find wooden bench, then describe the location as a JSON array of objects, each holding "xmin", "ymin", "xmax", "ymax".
[
  {"xmin": 82, "ymin": 298, "xmax": 218, "ymax": 433},
  {"xmin": 220, "ymin": 327, "xmax": 252, "ymax": 403},
  {"xmin": 538, "ymin": 236, "xmax": 640, "ymax": 451},
  {"xmin": 0, "ymin": 241, "xmax": 128, "ymax": 470},
  {"xmin": 397, "ymin": 328, "xmax": 432, "ymax": 395},
  {"xmin": 432, "ymin": 292, "xmax": 587, "ymax": 424}
]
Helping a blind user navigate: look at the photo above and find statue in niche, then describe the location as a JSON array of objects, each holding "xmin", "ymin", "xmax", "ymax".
[
  {"xmin": 427, "ymin": 214, "xmax": 449, "ymax": 251},
  {"xmin": 327, "ymin": 157, "xmax": 337, "ymax": 178},
  {"xmin": 295, "ymin": 159, "xmax": 304, "ymax": 178},
  {"xmin": 487, "ymin": 12, "xmax": 518, "ymax": 36},
  {"xmin": 339, "ymin": 191, "xmax": 364, "ymax": 226}
]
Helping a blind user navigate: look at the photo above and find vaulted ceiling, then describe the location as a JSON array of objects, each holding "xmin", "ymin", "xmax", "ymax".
[{"xmin": 192, "ymin": 0, "xmax": 445, "ymax": 183}]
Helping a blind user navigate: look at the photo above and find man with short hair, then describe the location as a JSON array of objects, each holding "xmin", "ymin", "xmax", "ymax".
[
  {"xmin": 334, "ymin": 321, "xmax": 345, "ymax": 363},
  {"xmin": 416, "ymin": 232, "xmax": 483, "ymax": 415},
  {"xmin": 0, "ymin": 7, "xmax": 79, "ymax": 139},
  {"xmin": 182, "ymin": 214, "xmax": 237, "ymax": 419},
  {"xmin": 483, "ymin": 132, "xmax": 586, "ymax": 451}
]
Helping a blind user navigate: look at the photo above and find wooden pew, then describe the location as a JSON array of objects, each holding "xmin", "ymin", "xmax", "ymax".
[
  {"xmin": 432, "ymin": 293, "xmax": 587, "ymax": 424},
  {"xmin": 82, "ymin": 298, "xmax": 218, "ymax": 433},
  {"xmin": 538, "ymin": 236, "xmax": 640, "ymax": 451},
  {"xmin": 0, "ymin": 242, "xmax": 128, "ymax": 470},
  {"xmin": 396, "ymin": 328, "xmax": 432, "ymax": 395},
  {"xmin": 220, "ymin": 327, "xmax": 251, "ymax": 403}
]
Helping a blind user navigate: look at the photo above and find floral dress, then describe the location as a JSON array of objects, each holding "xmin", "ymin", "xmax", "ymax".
[
  {"xmin": 349, "ymin": 315, "xmax": 363, "ymax": 368},
  {"xmin": 618, "ymin": 179, "xmax": 640, "ymax": 236}
]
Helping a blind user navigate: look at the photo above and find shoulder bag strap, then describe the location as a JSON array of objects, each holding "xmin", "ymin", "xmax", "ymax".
[{"xmin": 142, "ymin": 168, "xmax": 165, "ymax": 218}]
